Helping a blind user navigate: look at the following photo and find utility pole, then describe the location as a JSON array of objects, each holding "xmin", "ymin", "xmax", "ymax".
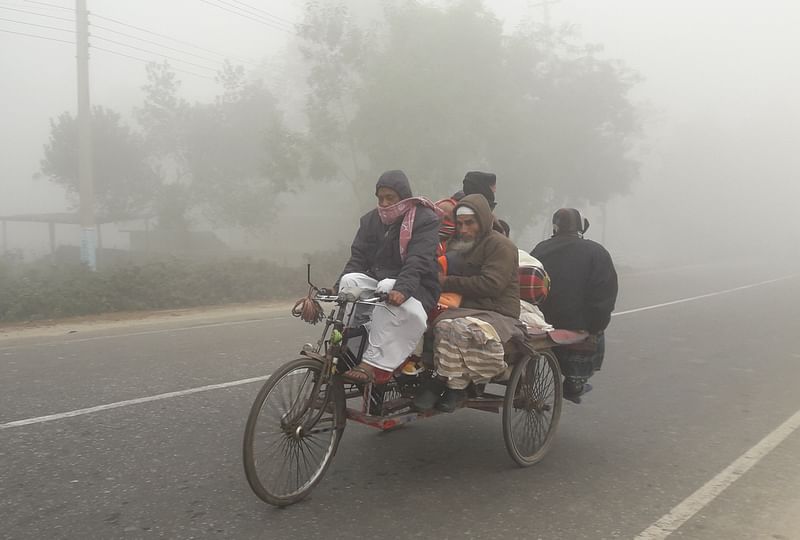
[
  {"xmin": 601, "ymin": 203, "xmax": 608, "ymax": 245},
  {"xmin": 76, "ymin": 0, "xmax": 96, "ymax": 270},
  {"xmin": 542, "ymin": 0, "xmax": 552, "ymax": 29},
  {"xmin": 528, "ymin": 0, "xmax": 559, "ymax": 51},
  {"xmin": 528, "ymin": 0, "xmax": 559, "ymax": 29}
]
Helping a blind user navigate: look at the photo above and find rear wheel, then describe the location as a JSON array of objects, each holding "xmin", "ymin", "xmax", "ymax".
[
  {"xmin": 502, "ymin": 350, "xmax": 562, "ymax": 467},
  {"xmin": 243, "ymin": 358, "xmax": 345, "ymax": 506}
]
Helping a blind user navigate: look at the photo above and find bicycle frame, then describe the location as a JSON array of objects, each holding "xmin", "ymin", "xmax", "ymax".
[{"xmin": 296, "ymin": 293, "xmax": 385, "ymax": 431}]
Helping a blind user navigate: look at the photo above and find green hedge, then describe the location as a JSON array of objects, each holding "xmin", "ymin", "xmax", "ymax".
[{"xmin": 0, "ymin": 251, "xmax": 347, "ymax": 322}]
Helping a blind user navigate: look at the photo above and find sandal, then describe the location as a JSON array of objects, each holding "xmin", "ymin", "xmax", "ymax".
[{"xmin": 341, "ymin": 365, "xmax": 393, "ymax": 385}]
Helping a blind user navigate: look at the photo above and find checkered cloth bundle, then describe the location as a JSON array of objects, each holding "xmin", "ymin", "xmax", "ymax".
[{"xmin": 519, "ymin": 265, "xmax": 550, "ymax": 305}]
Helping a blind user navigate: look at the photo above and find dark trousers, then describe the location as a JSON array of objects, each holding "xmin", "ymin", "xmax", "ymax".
[{"xmin": 555, "ymin": 333, "xmax": 606, "ymax": 383}]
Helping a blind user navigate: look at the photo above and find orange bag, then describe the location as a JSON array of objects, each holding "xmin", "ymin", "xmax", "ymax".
[
  {"xmin": 437, "ymin": 255, "xmax": 462, "ymax": 307},
  {"xmin": 438, "ymin": 292, "xmax": 462, "ymax": 308}
]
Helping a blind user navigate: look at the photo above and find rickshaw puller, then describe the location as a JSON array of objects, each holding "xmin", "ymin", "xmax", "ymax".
[{"xmin": 335, "ymin": 170, "xmax": 441, "ymax": 384}]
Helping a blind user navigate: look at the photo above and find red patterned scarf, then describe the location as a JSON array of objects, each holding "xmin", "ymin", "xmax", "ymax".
[
  {"xmin": 378, "ymin": 197, "xmax": 443, "ymax": 261},
  {"xmin": 435, "ymin": 198, "xmax": 457, "ymax": 242}
]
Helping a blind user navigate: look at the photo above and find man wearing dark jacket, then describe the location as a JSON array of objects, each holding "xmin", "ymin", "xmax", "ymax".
[
  {"xmin": 414, "ymin": 194, "xmax": 523, "ymax": 412},
  {"xmin": 532, "ymin": 208, "xmax": 618, "ymax": 403},
  {"xmin": 337, "ymin": 170, "xmax": 441, "ymax": 384}
]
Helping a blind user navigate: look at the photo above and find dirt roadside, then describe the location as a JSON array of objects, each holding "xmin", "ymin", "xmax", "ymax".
[{"xmin": 0, "ymin": 300, "xmax": 296, "ymax": 342}]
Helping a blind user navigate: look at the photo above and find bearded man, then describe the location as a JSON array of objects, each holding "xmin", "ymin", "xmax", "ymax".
[{"xmin": 414, "ymin": 194, "xmax": 523, "ymax": 412}]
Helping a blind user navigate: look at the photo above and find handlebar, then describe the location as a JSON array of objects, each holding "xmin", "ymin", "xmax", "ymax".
[
  {"xmin": 360, "ymin": 294, "xmax": 388, "ymax": 304},
  {"xmin": 314, "ymin": 292, "xmax": 388, "ymax": 304},
  {"xmin": 314, "ymin": 294, "xmax": 340, "ymax": 303}
]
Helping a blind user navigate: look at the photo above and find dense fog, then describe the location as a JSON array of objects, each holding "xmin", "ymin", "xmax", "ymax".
[{"xmin": 2, "ymin": 0, "xmax": 798, "ymax": 269}]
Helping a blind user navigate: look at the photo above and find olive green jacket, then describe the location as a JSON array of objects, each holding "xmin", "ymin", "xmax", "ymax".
[{"xmin": 442, "ymin": 194, "xmax": 520, "ymax": 319}]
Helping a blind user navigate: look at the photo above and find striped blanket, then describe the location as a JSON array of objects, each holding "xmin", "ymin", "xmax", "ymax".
[{"xmin": 434, "ymin": 317, "xmax": 507, "ymax": 390}]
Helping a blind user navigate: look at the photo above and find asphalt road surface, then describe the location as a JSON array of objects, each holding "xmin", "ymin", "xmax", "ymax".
[{"xmin": 2, "ymin": 262, "xmax": 800, "ymax": 540}]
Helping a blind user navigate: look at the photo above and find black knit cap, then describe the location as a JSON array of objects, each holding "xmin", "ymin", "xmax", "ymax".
[
  {"xmin": 375, "ymin": 170, "xmax": 412, "ymax": 199},
  {"xmin": 462, "ymin": 171, "xmax": 496, "ymax": 209},
  {"xmin": 464, "ymin": 171, "xmax": 497, "ymax": 209}
]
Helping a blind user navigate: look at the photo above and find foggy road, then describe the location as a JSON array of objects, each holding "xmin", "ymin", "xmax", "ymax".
[
  {"xmin": 5, "ymin": 2, "xmax": 800, "ymax": 538},
  {"xmin": 2, "ymin": 263, "xmax": 800, "ymax": 539}
]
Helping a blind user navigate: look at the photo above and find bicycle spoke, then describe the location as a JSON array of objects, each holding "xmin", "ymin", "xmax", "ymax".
[
  {"xmin": 504, "ymin": 353, "xmax": 561, "ymax": 465},
  {"xmin": 245, "ymin": 360, "xmax": 342, "ymax": 503}
]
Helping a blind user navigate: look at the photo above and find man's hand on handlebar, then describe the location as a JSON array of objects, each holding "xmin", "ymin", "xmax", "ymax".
[{"xmin": 386, "ymin": 290, "xmax": 406, "ymax": 306}]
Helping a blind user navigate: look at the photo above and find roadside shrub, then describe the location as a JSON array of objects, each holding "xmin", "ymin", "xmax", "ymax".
[{"xmin": 0, "ymin": 250, "xmax": 348, "ymax": 322}]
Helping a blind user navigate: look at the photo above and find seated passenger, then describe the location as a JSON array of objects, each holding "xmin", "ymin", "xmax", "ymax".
[
  {"xmin": 531, "ymin": 208, "xmax": 618, "ymax": 403},
  {"xmin": 434, "ymin": 197, "xmax": 458, "ymax": 256},
  {"xmin": 336, "ymin": 170, "xmax": 441, "ymax": 385},
  {"xmin": 414, "ymin": 194, "xmax": 523, "ymax": 412}
]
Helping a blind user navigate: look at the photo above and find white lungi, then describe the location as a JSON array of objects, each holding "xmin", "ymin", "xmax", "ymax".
[{"xmin": 339, "ymin": 272, "xmax": 428, "ymax": 371}]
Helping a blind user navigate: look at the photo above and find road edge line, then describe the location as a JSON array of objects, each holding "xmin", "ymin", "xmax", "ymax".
[
  {"xmin": 634, "ymin": 408, "xmax": 800, "ymax": 539},
  {"xmin": 0, "ymin": 374, "xmax": 271, "ymax": 430}
]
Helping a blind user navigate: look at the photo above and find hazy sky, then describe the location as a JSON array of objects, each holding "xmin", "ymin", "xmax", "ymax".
[
  {"xmin": 1, "ymin": 0, "xmax": 301, "ymax": 215},
  {"xmin": 2, "ymin": 0, "xmax": 799, "ymax": 262}
]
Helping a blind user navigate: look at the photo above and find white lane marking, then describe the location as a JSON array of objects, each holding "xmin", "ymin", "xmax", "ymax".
[
  {"xmin": 612, "ymin": 274, "xmax": 797, "ymax": 317},
  {"xmin": 635, "ymin": 408, "xmax": 800, "ymax": 540},
  {"xmin": 0, "ymin": 375, "xmax": 271, "ymax": 430},
  {"xmin": 1, "ymin": 273, "xmax": 796, "ymax": 431},
  {"xmin": 0, "ymin": 315, "xmax": 290, "ymax": 351},
  {"xmin": 619, "ymin": 262, "xmax": 723, "ymax": 278}
]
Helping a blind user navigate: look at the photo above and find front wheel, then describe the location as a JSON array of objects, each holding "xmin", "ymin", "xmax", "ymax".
[
  {"xmin": 243, "ymin": 357, "xmax": 345, "ymax": 506},
  {"xmin": 502, "ymin": 350, "xmax": 563, "ymax": 467}
]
